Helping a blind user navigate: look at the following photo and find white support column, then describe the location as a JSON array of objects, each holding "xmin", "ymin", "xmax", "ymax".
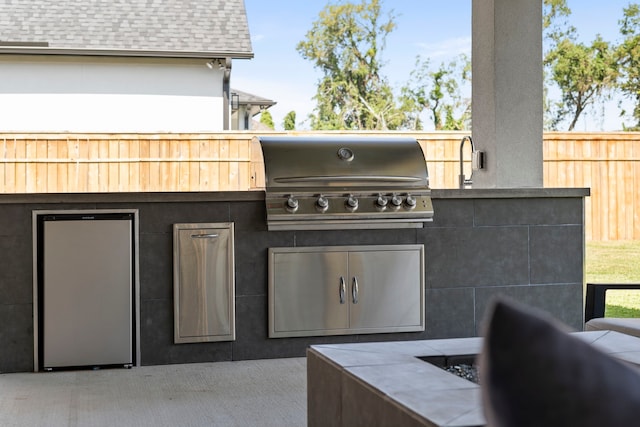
[{"xmin": 472, "ymin": 0, "xmax": 543, "ymax": 188}]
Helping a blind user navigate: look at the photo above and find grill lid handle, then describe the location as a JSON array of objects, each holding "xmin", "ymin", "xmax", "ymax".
[{"xmin": 273, "ymin": 175, "xmax": 423, "ymax": 184}]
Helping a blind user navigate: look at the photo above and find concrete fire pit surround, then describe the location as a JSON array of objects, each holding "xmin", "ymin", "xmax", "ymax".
[{"xmin": 307, "ymin": 331, "xmax": 640, "ymax": 427}]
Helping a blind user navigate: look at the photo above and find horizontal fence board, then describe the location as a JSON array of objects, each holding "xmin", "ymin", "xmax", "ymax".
[{"xmin": 1, "ymin": 131, "xmax": 639, "ymax": 241}]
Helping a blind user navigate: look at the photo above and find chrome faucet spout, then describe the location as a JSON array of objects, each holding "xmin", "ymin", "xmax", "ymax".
[{"xmin": 459, "ymin": 136, "xmax": 474, "ymax": 189}]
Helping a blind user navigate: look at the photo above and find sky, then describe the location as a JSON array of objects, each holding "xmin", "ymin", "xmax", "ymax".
[{"xmin": 232, "ymin": 0, "xmax": 634, "ymax": 131}]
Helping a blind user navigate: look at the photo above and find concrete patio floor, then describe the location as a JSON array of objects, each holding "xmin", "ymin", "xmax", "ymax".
[{"xmin": 0, "ymin": 357, "xmax": 307, "ymax": 427}]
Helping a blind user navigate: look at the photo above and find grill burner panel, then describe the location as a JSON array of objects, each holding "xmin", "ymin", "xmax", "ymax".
[
  {"xmin": 266, "ymin": 192, "xmax": 432, "ymax": 219},
  {"xmin": 257, "ymin": 136, "xmax": 434, "ymax": 230}
]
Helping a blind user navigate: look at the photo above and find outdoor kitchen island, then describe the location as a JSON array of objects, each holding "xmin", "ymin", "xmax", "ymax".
[{"xmin": 0, "ymin": 187, "xmax": 588, "ymax": 373}]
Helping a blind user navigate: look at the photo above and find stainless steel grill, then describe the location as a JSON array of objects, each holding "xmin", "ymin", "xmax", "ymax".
[{"xmin": 257, "ymin": 136, "xmax": 434, "ymax": 230}]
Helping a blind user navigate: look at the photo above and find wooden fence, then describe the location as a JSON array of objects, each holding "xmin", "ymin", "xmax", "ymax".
[
  {"xmin": 0, "ymin": 133, "xmax": 252, "ymax": 193},
  {"xmin": 543, "ymin": 132, "xmax": 640, "ymax": 242},
  {"xmin": 1, "ymin": 131, "xmax": 639, "ymax": 241}
]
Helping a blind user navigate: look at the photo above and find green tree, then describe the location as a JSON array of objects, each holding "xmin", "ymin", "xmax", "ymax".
[
  {"xmin": 543, "ymin": 0, "xmax": 572, "ymax": 130},
  {"xmin": 543, "ymin": 0, "xmax": 617, "ymax": 131},
  {"xmin": 283, "ymin": 111, "xmax": 296, "ymax": 130},
  {"xmin": 545, "ymin": 36, "xmax": 617, "ymax": 131},
  {"xmin": 259, "ymin": 110, "xmax": 275, "ymax": 130},
  {"xmin": 617, "ymin": 4, "xmax": 640, "ymax": 130},
  {"xmin": 296, "ymin": 0, "xmax": 405, "ymax": 130},
  {"xmin": 543, "ymin": 0, "xmax": 572, "ymax": 35},
  {"xmin": 400, "ymin": 55, "xmax": 471, "ymax": 130}
]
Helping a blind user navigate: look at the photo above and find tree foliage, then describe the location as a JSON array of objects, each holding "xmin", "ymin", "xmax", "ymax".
[
  {"xmin": 296, "ymin": 0, "xmax": 627, "ymax": 132},
  {"xmin": 259, "ymin": 110, "xmax": 275, "ymax": 130},
  {"xmin": 296, "ymin": 0, "xmax": 406, "ymax": 130},
  {"xmin": 283, "ymin": 111, "xmax": 296, "ymax": 130},
  {"xmin": 545, "ymin": 36, "xmax": 617, "ymax": 131},
  {"xmin": 543, "ymin": 0, "xmax": 617, "ymax": 131},
  {"xmin": 543, "ymin": 0, "xmax": 573, "ymax": 36},
  {"xmin": 401, "ymin": 55, "xmax": 471, "ymax": 131},
  {"xmin": 616, "ymin": 4, "xmax": 640, "ymax": 130}
]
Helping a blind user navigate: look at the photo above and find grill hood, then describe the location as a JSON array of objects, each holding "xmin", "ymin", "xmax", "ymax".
[{"xmin": 259, "ymin": 136, "xmax": 429, "ymax": 192}]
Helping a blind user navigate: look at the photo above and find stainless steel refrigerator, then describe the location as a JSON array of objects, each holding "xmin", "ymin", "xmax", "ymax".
[{"xmin": 36, "ymin": 211, "xmax": 136, "ymax": 370}]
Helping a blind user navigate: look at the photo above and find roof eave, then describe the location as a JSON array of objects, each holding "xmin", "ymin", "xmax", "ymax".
[
  {"xmin": 248, "ymin": 102, "xmax": 276, "ymax": 117},
  {"xmin": 0, "ymin": 46, "xmax": 254, "ymax": 59}
]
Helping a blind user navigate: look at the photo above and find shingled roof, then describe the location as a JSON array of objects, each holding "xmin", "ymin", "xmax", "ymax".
[
  {"xmin": 0, "ymin": 0, "xmax": 253, "ymax": 58},
  {"xmin": 232, "ymin": 88, "xmax": 276, "ymax": 116}
]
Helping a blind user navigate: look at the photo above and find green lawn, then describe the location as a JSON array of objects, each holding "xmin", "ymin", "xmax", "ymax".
[{"xmin": 586, "ymin": 240, "xmax": 640, "ymax": 317}]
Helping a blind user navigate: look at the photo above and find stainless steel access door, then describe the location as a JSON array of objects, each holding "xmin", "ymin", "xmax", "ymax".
[
  {"xmin": 270, "ymin": 250, "xmax": 349, "ymax": 335},
  {"xmin": 42, "ymin": 215, "xmax": 134, "ymax": 369},
  {"xmin": 268, "ymin": 245, "xmax": 425, "ymax": 338},
  {"xmin": 348, "ymin": 249, "xmax": 423, "ymax": 330},
  {"xmin": 174, "ymin": 223, "xmax": 235, "ymax": 343}
]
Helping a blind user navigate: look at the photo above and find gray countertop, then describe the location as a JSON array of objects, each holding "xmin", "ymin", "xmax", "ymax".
[
  {"xmin": 431, "ymin": 187, "xmax": 590, "ymax": 199},
  {"xmin": 0, "ymin": 187, "xmax": 589, "ymax": 205}
]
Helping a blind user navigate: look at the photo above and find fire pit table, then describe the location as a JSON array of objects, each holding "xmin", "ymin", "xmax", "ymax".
[{"xmin": 307, "ymin": 331, "xmax": 640, "ymax": 427}]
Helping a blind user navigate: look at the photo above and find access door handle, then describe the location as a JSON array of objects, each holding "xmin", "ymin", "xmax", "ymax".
[
  {"xmin": 191, "ymin": 233, "xmax": 219, "ymax": 239},
  {"xmin": 339, "ymin": 276, "xmax": 346, "ymax": 304},
  {"xmin": 352, "ymin": 277, "xmax": 359, "ymax": 304}
]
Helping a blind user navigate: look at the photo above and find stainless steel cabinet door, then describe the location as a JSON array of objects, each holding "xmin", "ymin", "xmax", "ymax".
[
  {"xmin": 174, "ymin": 223, "xmax": 235, "ymax": 343},
  {"xmin": 270, "ymin": 250, "xmax": 349, "ymax": 337},
  {"xmin": 348, "ymin": 249, "xmax": 423, "ymax": 331}
]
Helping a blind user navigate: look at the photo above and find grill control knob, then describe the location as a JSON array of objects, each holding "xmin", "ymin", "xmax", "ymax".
[
  {"xmin": 375, "ymin": 194, "xmax": 388, "ymax": 208},
  {"xmin": 405, "ymin": 194, "xmax": 417, "ymax": 209},
  {"xmin": 391, "ymin": 194, "xmax": 403, "ymax": 208},
  {"xmin": 316, "ymin": 196, "xmax": 329, "ymax": 211},
  {"xmin": 285, "ymin": 196, "xmax": 299, "ymax": 212},
  {"xmin": 346, "ymin": 195, "xmax": 359, "ymax": 210}
]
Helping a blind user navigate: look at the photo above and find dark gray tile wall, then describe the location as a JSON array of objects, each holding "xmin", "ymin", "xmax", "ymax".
[
  {"xmin": 0, "ymin": 303, "xmax": 33, "ymax": 373},
  {"xmin": 530, "ymin": 225, "xmax": 584, "ymax": 284},
  {"xmin": 0, "ymin": 204, "xmax": 34, "ymax": 374},
  {"xmin": 474, "ymin": 197, "xmax": 584, "ymax": 226},
  {"xmin": 474, "ymin": 283, "xmax": 584, "ymax": 333},
  {"xmin": 0, "ymin": 194, "xmax": 585, "ymax": 372},
  {"xmin": 0, "ymin": 235, "xmax": 32, "ymax": 305},
  {"xmin": 422, "ymin": 226, "xmax": 530, "ymax": 287},
  {"xmin": 424, "ymin": 288, "xmax": 476, "ymax": 338}
]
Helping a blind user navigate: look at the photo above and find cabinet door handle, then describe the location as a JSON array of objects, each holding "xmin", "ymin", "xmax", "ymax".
[
  {"xmin": 352, "ymin": 276, "xmax": 359, "ymax": 304},
  {"xmin": 339, "ymin": 277, "xmax": 346, "ymax": 304},
  {"xmin": 191, "ymin": 233, "xmax": 219, "ymax": 239}
]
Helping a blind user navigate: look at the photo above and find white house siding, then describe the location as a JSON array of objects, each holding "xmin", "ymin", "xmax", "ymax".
[
  {"xmin": 231, "ymin": 106, "xmax": 250, "ymax": 130},
  {"xmin": 0, "ymin": 56, "xmax": 225, "ymax": 132}
]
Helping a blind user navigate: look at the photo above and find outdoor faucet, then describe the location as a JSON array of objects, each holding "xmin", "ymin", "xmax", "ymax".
[{"xmin": 459, "ymin": 136, "xmax": 474, "ymax": 189}]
